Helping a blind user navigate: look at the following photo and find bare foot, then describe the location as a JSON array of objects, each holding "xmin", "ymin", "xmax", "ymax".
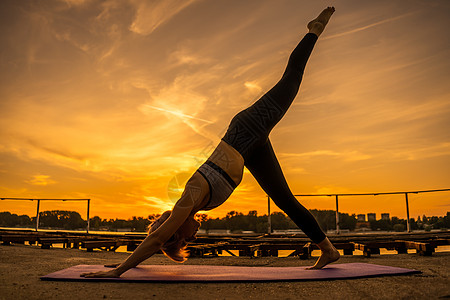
[
  {"xmin": 307, "ymin": 6, "xmax": 335, "ymax": 37},
  {"xmin": 306, "ymin": 248, "xmax": 340, "ymax": 270}
]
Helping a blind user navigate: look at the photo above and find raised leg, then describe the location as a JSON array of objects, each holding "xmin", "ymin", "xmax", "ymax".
[
  {"xmin": 222, "ymin": 7, "xmax": 335, "ymax": 159},
  {"xmin": 222, "ymin": 33, "xmax": 318, "ymax": 160}
]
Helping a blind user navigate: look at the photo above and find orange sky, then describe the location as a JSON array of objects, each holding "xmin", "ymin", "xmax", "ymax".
[{"xmin": 1, "ymin": 0, "xmax": 449, "ymax": 220}]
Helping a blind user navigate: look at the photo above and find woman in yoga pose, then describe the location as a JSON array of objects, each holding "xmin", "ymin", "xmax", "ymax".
[{"xmin": 82, "ymin": 7, "xmax": 339, "ymax": 278}]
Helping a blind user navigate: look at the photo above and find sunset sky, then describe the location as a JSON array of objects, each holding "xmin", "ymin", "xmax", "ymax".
[{"xmin": 1, "ymin": 0, "xmax": 449, "ymax": 221}]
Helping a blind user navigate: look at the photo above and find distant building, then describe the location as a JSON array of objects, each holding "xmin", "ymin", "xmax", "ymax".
[
  {"xmin": 367, "ymin": 213, "xmax": 376, "ymax": 221},
  {"xmin": 357, "ymin": 214, "xmax": 366, "ymax": 221},
  {"xmin": 381, "ymin": 213, "xmax": 390, "ymax": 220}
]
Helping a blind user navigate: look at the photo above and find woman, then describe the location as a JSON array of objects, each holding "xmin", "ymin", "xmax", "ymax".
[{"xmin": 82, "ymin": 7, "xmax": 339, "ymax": 278}]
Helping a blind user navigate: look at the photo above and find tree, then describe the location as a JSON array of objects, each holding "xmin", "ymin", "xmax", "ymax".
[
  {"xmin": 89, "ymin": 216, "xmax": 102, "ymax": 229},
  {"xmin": 409, "ymin": 218, "xmax": 418, "ymax": 230},
  {"xmin": 36, "ymin": 210, "xmax": 85, "ymax": 229},
  {"xmin": 0, "ymin": 212, "xmax": 15, "ymax": 227},
  {"xmin": 201, "ymin": 217, "xmax": 226, "ymax": 231},
  {"xmin": 270, "ymin": 212, "xmax": 296, "ymax": 230},
  {"xmin": 226, "ymin": 211, "xmax": 246, "ymax": 231},
  {"xmin": 0, "ymin": 212, "xmax": 32, "ymax": 227},
  {"xmin": 393, "ymin": 224, "xmax": 405, "ymax": 232},
  {"xmin": 195, "ymin": 213, "xmax": 209, "ymax": 223},
  {"xmin": 67, "ymin": 211, "xmax": 86, "ymax": 229},
  {"xmin": 370, "ymin": 219, "xmax": 392, "ymax": 231},
  {"xmin": 310, "ymin": 210, "xmax": 336, "ymax": 231},
  {"xmin": 130, "ymin": 216, "xmax": 149, "ymax": 232},
  {"xmin": 340, "ymin": 213, "xmax": 357, "ymax": 230}
]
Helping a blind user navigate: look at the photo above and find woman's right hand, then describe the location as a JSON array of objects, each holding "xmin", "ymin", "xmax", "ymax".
[{"xmin": 80, "ymin": 268, "xmax": 121, "ymax": 278}]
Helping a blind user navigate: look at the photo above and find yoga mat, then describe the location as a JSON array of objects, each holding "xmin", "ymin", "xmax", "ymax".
[{"xmin": 41, "ymin": 263, "xmax": 420, "ymax": 282}]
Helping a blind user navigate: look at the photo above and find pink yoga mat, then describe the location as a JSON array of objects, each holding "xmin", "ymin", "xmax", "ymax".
[{"xmin": 41, "ymin": 263, "xmax": 420, "ymax": 282}]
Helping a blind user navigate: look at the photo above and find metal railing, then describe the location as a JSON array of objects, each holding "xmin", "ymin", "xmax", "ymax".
[
  {"xmin": 268, "ymin": 188, "xmax": 450, "ymax": 234},
  {"xmin": 3, "ymin": 188, "xmax": 449, "ymax": 235},
  {"xmin": 0, "ymin": 198, "xmax": 91, "ymax": 233}
]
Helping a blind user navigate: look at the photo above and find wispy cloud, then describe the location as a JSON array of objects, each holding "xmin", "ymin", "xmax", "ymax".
[
  {"xmin": 169, "ymin": 47, "xmax": 213, "ymax": 66},
  {"xmin": 323, "ymin": 11, "xmax": 418, "ymax": 40},
  {"xmin": 129, "ymin": 0, "xmax": 199, "ymax": 35},
  {"xmin": 391, "ymin": 142, "xmax": 450, "ymax": 161},
  {"xmin": 140, "ymin": 104, "xmax": 213, "ymax": 124},
  {"xmin": 244, "ymin": 81, "xmax": 263, "ymax": 93},
  {"xmin": 279, "ymin": 150, "xmax": 372, "ymax": 162},
  {"xmin": 27, "ymin": 175, "xmax": 56, "ymax": 186}
]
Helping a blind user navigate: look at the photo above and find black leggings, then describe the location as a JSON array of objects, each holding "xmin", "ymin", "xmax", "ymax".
[{"xmin": 222, "ymin": 33, "xmax": 326, "ymax": 244}]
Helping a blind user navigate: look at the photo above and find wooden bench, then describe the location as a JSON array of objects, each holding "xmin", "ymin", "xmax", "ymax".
[
  {"xmin": 1, "ymin": 235, "xmax": 40, "ymax": 246},
  {"xmin": 81, "ymin": 240, "xmax": 124, "ymax": 252},
  {"xmin": 188, "ymin": 243, "xmax": 224, "ymax": 257},
  {"xmin": 396, "ymin": 240, "xmax": 436, "ymax": 256},
  {"xmin": 38, "ymin": 237, "xmax": 70, "ymax": 249},
  {"xmin": 124, "ymin": 239, "xmax": 144, "ymax": 252}
]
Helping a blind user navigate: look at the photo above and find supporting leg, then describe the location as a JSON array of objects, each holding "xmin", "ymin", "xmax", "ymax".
[
  {"xmin": 306, "ymin": 237, "xmax": 340, "ymax": 269},
  {"xmin": 244, "ymin": 140, "xmax": 339, "ymax": 269},
  {"xmin": 244, "ymin": 140, "xmax": 326, "ymax": 243}
]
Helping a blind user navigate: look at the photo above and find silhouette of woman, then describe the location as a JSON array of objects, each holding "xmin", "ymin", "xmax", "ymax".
[{"xmin": 82, "ymin": 7, "xmax": 339, "ymax": 278}]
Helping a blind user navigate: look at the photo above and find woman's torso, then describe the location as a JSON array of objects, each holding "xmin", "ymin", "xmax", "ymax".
[
  {"xmin": 194, "ymin": 140, "xmax": 244, "ymax": 211},
  {"xmin": 207, "ymin": 140, "xmax": 244, "ymax": 186}
]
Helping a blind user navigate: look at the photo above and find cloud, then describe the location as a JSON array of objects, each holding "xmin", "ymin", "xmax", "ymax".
[
  {"xmin": 129, "ymin": 0, "xmax": 199, "ymax": 35},
  {"xmin": 323, "ymin": 11, "xmax": 418, "ymax": 40},
  {"xmin": 244, "ymin": 81, "xmax": 262, "ymax": 93},
  {"xmin": 61, "ymin": 0, "xmax": 88, "ymax": 6},
  {"xmin": 27, "ymin": 175, "xmax": 56, "ymax": 186},
  {"xmin": 143, "ymin": 196, "xmax": 174, "ymax": 212},
  {"xmin": 279, "ymin": 150, "xmax": 371, "ymax": 162},
  {"xmin": 169, "ymin": 47, "xmax": 213, "ymax": 66},
  {"xmin": 138, "ymin": 71, "xmax": 227, "ymax": 143},
  {"xmin": 140, "ymin": 104, "xmax": 213, "ymax": 124},
  {"xmin": 391, "ymin": 142, "xmax": 450, "ymax": 161}
]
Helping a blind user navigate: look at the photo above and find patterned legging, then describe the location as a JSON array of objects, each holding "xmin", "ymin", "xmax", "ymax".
[{"xmin": 222, "ymin": 33, "xmax": 326, "ymax": 243}]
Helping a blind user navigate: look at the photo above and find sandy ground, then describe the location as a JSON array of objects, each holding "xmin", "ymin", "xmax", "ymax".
[{"xmin": 0, "ymin": 244, "xmax": 449, "ymax": 300}]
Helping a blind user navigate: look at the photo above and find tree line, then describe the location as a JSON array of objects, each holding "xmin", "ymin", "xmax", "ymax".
[
  {"xmin": 0, "ymin": 211, "xmax": 154, "ymax": 231},
  {"xmin": 1, "ymin": 210, "xmax": 449, "ymax": 233}
]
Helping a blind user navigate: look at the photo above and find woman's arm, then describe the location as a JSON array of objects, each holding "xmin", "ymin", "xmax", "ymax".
[
  {"xmin": 80, "ymin": 206, "xmax": 193, "ymax": 278},
  {"xmin": 115, "ymin": 203, "xmax": 194, "ymax": 275},
  {"xmin": 81, "ymin": 173, "xmax": 208, "ymax": 278}
]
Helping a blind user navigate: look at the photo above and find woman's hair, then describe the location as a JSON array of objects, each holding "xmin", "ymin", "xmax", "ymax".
[{"xmin": 148, "ymin": 210, "xmax": 199, "ymax": 263}]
